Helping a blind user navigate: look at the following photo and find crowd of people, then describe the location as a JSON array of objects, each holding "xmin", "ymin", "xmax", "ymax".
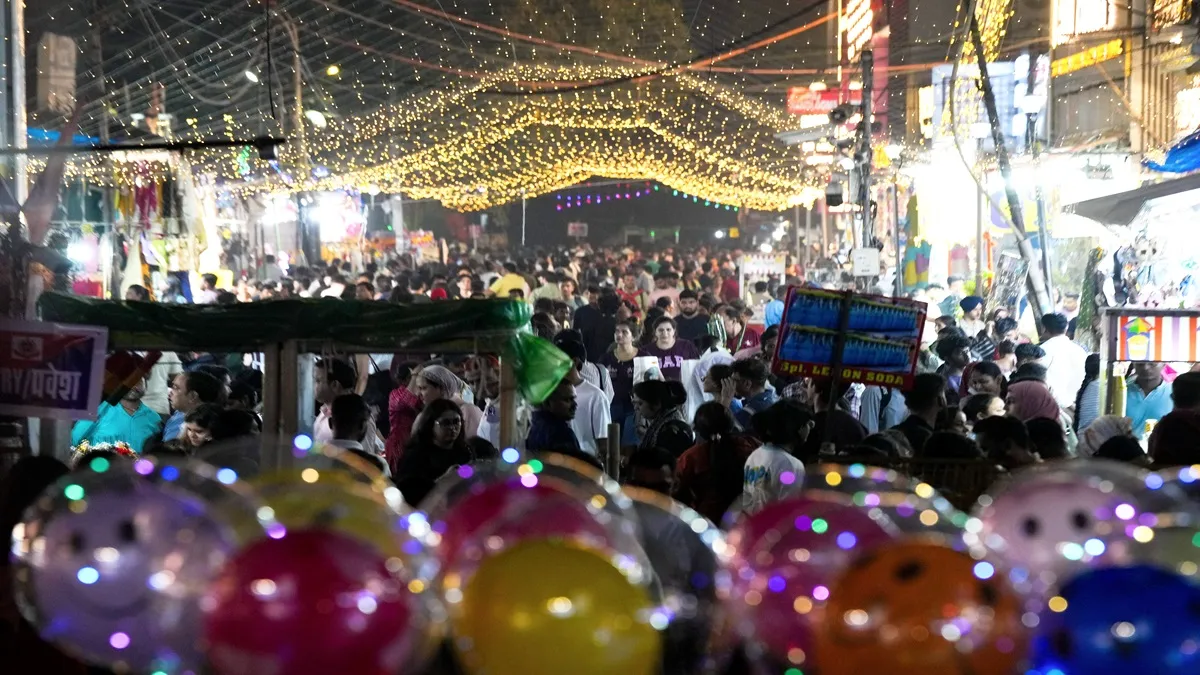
[{"xmin": 76, "ymin": 245, "xmax": 1200, "ymax": 518}]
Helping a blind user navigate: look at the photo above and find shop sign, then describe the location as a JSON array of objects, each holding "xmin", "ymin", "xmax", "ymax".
[
  {"xmin": 842, "ymin": 0, "xmax": 874, "ymax": 62},
  {"xmin": 567, "ymin": 221, "xmax": 589, "ymax": 237},
  {"xmin": 0, "ymin": 320, "xmax": 107, "ymax": 420},
  {"xmin": 1114, "ymin": 314, "xmax": 1200, "ymax": 361},
  {"xmin": 1153, "ymin": 0, "xmax": 1192, "ymax": 31},
  {"xmin": 1052, "ymin": 0, "xmax": 1117, "ymax": 47},
  {"xmin": 1050, "ymin": 39, "xmax": 1124, "ymax": 77},
  {"xmin": 771, "ymin": 288, "xmax": 926, "ymax": 388},
  {"xmin": 787, "ymin": 87, "xmax": 841, "ymax": 115}
]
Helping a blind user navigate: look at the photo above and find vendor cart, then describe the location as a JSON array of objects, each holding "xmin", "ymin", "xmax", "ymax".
[
  {"xmin": 1100, "ymin": 306, "xmax": 1200, "ymax": 418},
  {"xmin": 38, "ymin": 293, "xmax": 559, "ymax": 469}
]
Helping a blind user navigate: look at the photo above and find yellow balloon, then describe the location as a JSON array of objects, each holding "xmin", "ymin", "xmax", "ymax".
[
  {"xmin": 250, "ymin": 471, "xmax": 406, "ymax": 557},
  {"xmin": 452, "ymin": 539, "xmax": 661, "ymax": 675}
]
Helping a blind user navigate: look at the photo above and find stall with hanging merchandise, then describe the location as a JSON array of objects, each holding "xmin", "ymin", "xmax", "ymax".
[{"xmin": 1100, "ymin": 308, "xmax": 1200, "ymax": 442}]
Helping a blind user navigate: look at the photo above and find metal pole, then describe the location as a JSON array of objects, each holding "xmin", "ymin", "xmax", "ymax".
[
  {"xmin": 804, "ymin": 204, "xmax": 813, "ymax": 269},
  {"xmin": 892, "ymin": 177, "xmax": 902, "ymax": 297},
  {"xmin": 794, "ymin": 204, "xmax": 802, "ymax": 271},
  {"xmin": 967, "ymin": 15, "xmax": 1052, "ymax": 320},
  {"xmin": 975, "ymin": 165, "xmax": 984, "ymax": 295},
  {"xmin": 521, "ymin": 195, "xmax": 527, "ymax": 247},
  {"xmin": 858, "ymin": 50, "xmax": 874, "ymax": 246}
]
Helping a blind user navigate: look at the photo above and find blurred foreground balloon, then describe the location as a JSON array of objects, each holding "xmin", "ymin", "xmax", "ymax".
[
  {"xmin": 423, "ymin": 455, "xmax": 643, "ymax": 575},
  {"xmin": 624, "ymin": 486, "xmax": 732, "ymax": 675},
  {"xmin": 802, "ymin": 463, "xmax": 969, "ymax": 542},
  {"xmin": 11, "ymin": 456, "xmax": 270, "ymax": 674},
  {"xmin": 1029, "ymin": 565, "xmax": 1200, "ymax": 675},
  {"xmin": 726, "ymin": 496, "xmax": 897, "ymax": 673},
  {"xmin": 202, "ymin": 528, "xmax": 432, "ymax": 675},
  {"xmin": 814, "ymin": 541, "xmax": 1027, "ymax": 675},
  {"xmin": 450, "ymin": 539, "xmax": 661, "ymax": 675},
  {"xmin": 973, "ymin": 459, "xmax": 1197, "ymax": 599}
]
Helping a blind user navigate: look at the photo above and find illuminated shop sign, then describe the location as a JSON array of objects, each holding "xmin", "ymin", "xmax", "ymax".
[
  {"xmin": 1050, "ymin": 38, "xmax": 1124, "ymax": 77},
  {"xmin": 842, "ymin": 0, "xmax": 873, "ymax": 62},
  {"xmin": 1052, "ymin": 0, "xmax": 1116, "ymax": 47}
]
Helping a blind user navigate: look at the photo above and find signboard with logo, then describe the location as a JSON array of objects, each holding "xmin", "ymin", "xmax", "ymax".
[
  {"xmin": 567, "ymin": 221, "xmax": 589, "ymax": 238},
  {"xmin": 787, "ymin": 87, "xmax": 841, "ymax": 115},
  {"xmin": 771, "ymin": 287, "xmax": 927, "ymax": 388},
  {"xmin": 0, "ymin": 320, "xmax": 108, "ymax": 420}
]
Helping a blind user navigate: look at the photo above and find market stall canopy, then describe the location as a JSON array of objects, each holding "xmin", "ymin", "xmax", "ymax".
[
  {"xmin": 1063, "ymin": 173, "xmax": 1200, "ymax": 226},
  {"xmin": 38, "ymin": 293, "xmax": 569, "ymax": 402}
]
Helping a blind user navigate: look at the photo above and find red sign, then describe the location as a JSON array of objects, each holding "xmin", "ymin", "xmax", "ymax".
[{"xmin": 787, "ymin": 87, "xmax": 841, "ymax": 115}]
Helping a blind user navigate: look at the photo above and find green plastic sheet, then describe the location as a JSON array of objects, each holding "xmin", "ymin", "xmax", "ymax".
[{"xmin": 38, "ymin": 292, "xmax": 571, "ymax": 404}]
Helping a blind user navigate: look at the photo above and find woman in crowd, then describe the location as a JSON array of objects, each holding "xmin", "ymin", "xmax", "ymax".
[
  {"xmin": 182, "ymin": 403, "xmax": 222, "ymax": 448},
  {"xmin": 386, "ymin": 364, "xmax": 482, "ymax": 472},
  {"xmin": 602, "ymin": 320, "xmax": 641, "ymax": 447},
  {"xmin": 968, "ymin": 361, "xmax": 1007, "ymax": 398},
  {"xmin": 394, "ymin": 399, "xmax": 474, "ymax": 507},
  {"xmin": 633, "ymin": 379, "xmax": 694, "ymax": 457},
  {"xmin": 675, "ymin": 402, "xmax": 758, "ymax": 523},
  {"xmin": 962, "ymin": 392, "xmax": 1006, "ymax": 429},
  {"xmin": 638, "ymin": 316, "xmax": 698, "ymax": 382},
  {"xmin": 1074, "ymin": 353, "xmax": 1102, "ymax": 433},
  {"xmin": 1006, "ymin": 380, "xmax": 1061, "ymax": 423}
]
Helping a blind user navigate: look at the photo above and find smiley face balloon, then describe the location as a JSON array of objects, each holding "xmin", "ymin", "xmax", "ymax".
[
  {"xmin": 11, "ymin": 457, "xmax": 268, "ymax": 674},
  {"xmin": 814, "ymin": 541, "xmax": 1028, "ymax": 675},
  {"xmin": 972, "ymin": 460, "xmax": 1194, "ymax": 597}
]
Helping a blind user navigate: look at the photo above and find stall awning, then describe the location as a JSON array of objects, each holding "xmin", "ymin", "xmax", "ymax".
[{"xmin": 1064, "ymin": 172, "xmax": 1200, "ymax": 226}]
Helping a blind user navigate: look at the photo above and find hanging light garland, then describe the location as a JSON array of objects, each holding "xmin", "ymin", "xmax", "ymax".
[{"xmin": 554, "ymin": 181, "xmax": 742, "ymax": 211}]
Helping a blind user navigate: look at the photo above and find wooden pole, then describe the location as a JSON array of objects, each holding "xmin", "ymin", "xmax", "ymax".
[{"xmin": 498, "ymin": 356, "xmax": 518, "ymax": 450}]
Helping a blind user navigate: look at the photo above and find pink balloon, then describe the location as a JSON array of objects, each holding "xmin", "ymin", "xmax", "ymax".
[
  {"xmin": 203, "ymin": 529, "xmax": 421, "ymax": 675},
  {"xmin": 435, "ymin": 478, "xmax": 612, "ymax": 566},
  {"xmin": 728, "ymin": 497, "xmax": 896, "ymax": 664}
]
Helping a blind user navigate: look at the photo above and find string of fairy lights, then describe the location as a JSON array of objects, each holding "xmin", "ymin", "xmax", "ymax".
[{"xmin": 26, "ymin": 0, "xmax": 1045, "ymax": 213}]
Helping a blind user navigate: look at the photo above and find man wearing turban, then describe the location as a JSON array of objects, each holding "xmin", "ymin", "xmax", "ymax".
[{"xmin": 959, "ymin": 295, "xmax": 986, "ymax": 338}]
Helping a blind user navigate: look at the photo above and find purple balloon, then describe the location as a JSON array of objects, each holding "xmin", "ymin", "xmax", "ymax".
[
  {"xmin": 727, "ymin": 496, "xmax": 897, "ymax": 667},
  {"xmin": 14, "ymin": 467, "xmax": 240, "ymax": 673}
]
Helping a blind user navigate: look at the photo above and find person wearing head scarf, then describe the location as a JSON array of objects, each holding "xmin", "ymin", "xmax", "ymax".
[
  {"xmin": 1076, "ymin": 415, "xmax": 1134, "ymax": 457},
  {"xmin": 959, "ymin": 295, "xmax": 986, "ymax": 338},
  {"xmin": 1006, "ymin": 380, "xmax": 1062, "ymax": 423}
]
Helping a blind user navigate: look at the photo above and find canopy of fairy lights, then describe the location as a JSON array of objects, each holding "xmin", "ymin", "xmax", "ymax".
[{"xmin": 27, "ymin": 0, "xmax": 1014, "ymax": 211}]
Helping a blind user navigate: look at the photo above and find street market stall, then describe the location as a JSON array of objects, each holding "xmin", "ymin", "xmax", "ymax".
[
  {"xmin": 36, "ymin": 293, "xmax": 568, "ymax": 467},
  {"xmin": 1100, "ymin": 307, "xmax": 1200, "ymax": 429}
]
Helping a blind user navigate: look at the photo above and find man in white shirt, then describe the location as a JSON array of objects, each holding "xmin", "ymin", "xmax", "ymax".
[
  {"xmin": 1039, "ymin": 312, "xmax": 1089, "ymax": 409},
  {"xmin": 312, "ymin": 357, "xmax": 384, "ymax": 456},
  {"xmin": 327, "ymin": 393, "xmax": 390, "ymax": 476},
  {"xmin": 559, "ymin": 342, "xmax": 610, "ymax": 458}
]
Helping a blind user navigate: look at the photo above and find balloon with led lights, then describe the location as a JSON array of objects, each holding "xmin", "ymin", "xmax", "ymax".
[
  {"xmin": 814, "ymin": 540, "xmax": 1028, "ymax": 675},
  {"xmin": 1029, "ymin": 564, "xmax": 1200, "ymax": 675},
  {"xmin": 973, "ymin": 459, "xmax": 1197, "ymax": 598},
  {"xmin": 249, "ymin": 443, "xmax": 431, "ymax": 562},
  {"xmin": 801, "ymin": 463, "xmax": 969, "ymax": 543},
  {"xmin": 450, "ymin": 539, "xmax": 661, "ymax": 675},
  {"xmin": 10, "ymin": 456, "xmax": 272, "ymax": 674},
  {"xmin": 726, "ymin": 496, "xmax": 898, "ymax": 672},
  {"xmin": 423, "ymin": 455, "xmax": 642, "ymax": 572},
  {"xmin": 203, "ymin": 528, "xmax": 433, "ymax": 675}
]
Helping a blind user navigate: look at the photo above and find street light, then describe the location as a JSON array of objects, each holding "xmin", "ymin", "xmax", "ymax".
[
  {"xmin": 244, "ymin": 71, "xmax": 259, "ymax": 83},
  {"xmin": 304, "ymin": 110, "xmax": 328, "ymax": 128}
]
